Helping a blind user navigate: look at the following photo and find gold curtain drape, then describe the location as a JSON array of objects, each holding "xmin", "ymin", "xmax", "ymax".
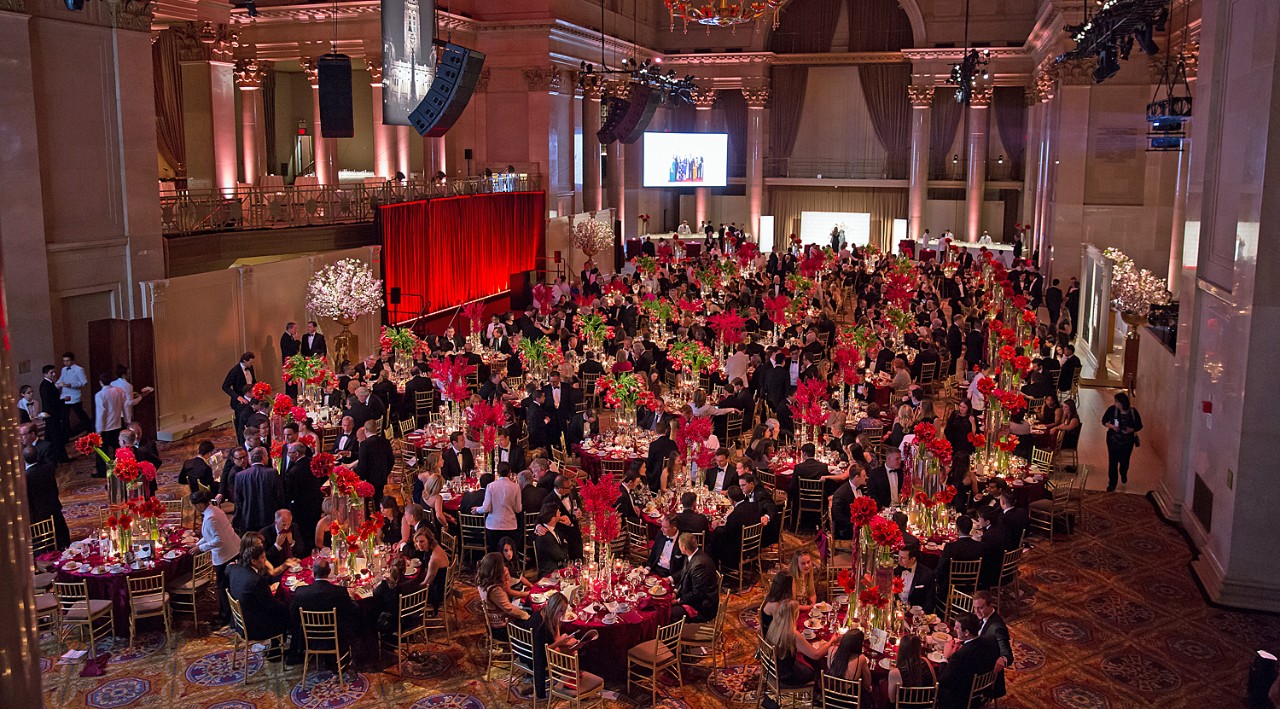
[
  {"xmin": 769, "ymin": 186, "xmax": 908, "ymax": 251},
  {"xmin": 152, "ymin": 30, "xmax": 185, "ymax": 178}
]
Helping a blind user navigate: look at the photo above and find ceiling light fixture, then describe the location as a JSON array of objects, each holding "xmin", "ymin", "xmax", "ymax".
[{"xmin": 663, "ymin": 0, "xmax": 791, "ymax": 32}]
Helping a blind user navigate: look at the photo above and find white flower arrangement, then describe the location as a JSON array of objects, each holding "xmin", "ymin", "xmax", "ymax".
[
  {"xmin": 307, "ymin": 258, "xmax": 385, "ymax": 321},
  {"xmin": 571, "ymin": 212, "xmax": 615, "ymax": 257},
  {"xmin": 1103, "ymin": 247, "xmax": 1171, "ymax": 317}
]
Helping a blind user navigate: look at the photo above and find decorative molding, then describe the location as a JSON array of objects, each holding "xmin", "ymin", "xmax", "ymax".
[
  {"xmin": 0, "ymin": 0, "xmax": 24, "ymax": 13},
  {"xmin": 968, "ymin": 85, "xmax": 993, "ymax": 107},
  {"xmin": 234, "ymin": 58, "xmax": 268, "ymax": 89},
  {"xmin": 907, "ymin": 84, "xmax": 934, "ymax": 107},
  {"xmin": 523, "ymin": 65, "xmax": 562, "ymax": 93},
  {"xmin": 742, "ymin": 87, "xmax": 770, "ymax": 109},
  {"xmin": 902, "ymin": 47, "xmax": 1026, "ymax": 62},
  {"xmin": 661, "ymin": 51, "xmax": 908, "ymax": 67},
  {"xmin": 1034, "ymin": 59, "xmax": 1058, "ymax": 102},
  {"xmin": 366, "ymin": 53, "xmax": 383, "ymax": 86},
  {"xmin": 300, "ymin": 57, "xmax": 319, "ymax": 88},
  {"xmin": 107, "ymin": 0, "xmax": 154, "ymax": 32},
  {"xmin": 474, "ymin": 67, "xmax": 491, "ymax": 94},
  {"xmin": 171, "ymin": 21, "xmax": 238, "ymax": 63},
  {"xmin": 231, "ymin": 0, "xmax": 381, "ymax": 26},
  {"xmin": 581, "ymin": 76, "xmax": 606, "ymax": 101},
  {"xmin": 1181, "ymin": 41, "xmax": 1199, "ymax": 78},
  {"xmin": 1056, "ymin": 56, "xmax": 1095, "ymax": 86},
  {"xmin": 691, "ymin": 88, "xmax": 717, "ymax": 110}
]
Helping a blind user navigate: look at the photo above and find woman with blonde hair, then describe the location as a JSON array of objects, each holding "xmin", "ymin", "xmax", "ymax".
[
  {"xmin": 885, "ymin": 404, "xmax": 915, "ymax": 449},
  {"xmin": 763, "ymin": 600, "xmax": 830, "ymax": 687},
  {"xmin": 789, "ymin": 550, "xmax": 817, "ymax": 612}
]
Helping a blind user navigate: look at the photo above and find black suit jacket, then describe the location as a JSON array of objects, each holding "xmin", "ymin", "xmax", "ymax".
[
  {"xmin": 646, "ymin": 533, "xmax": 686, "ymax": 578},
  {"xmin": 284, "ymin": 455, "xmax": 324, "ymax": 523},
  {"xmin": 979, "ymin": 612, "xmax": 1014, "ymax": 696},
  {"xmin": 866, "ymin": 466, "xmax": 904, "ymax": 509},
  {"xmin": 290, "ymin": 579, "xmax": 359, "ymax": 648},
  {"xmin": 39, "ymin": 379, "xmax": 65, "ymax": 419},
  {"xmin": 300, "ymin": 332, "xmax": 327, "ymax": 358},
  {"xmin": 179, "ymin": 457, "xmax": 215, "ymax": 494},
  {"xmin": 564, "ymin": 414, "xmax": 598, "ymax": 449},
  {"xmin": 332, "ymin": 429, "xmax": 359, "ymax": 463},
  {"xmin": 25, "ymin": 461, "xmax": 62, "ymax": 522},
  {"xmin": 830, "ymin": 481, "xmax": 862, "ymax": 539},
  {"xmin": 714, "ymin": 500, "xmax": 761, "ymax": 565},
  {"xmin": 232, "ymin": 464, "xmax": 285, "ymax": 533},
  {"xmin": 356, "ymin": 434, "xmax": 394, "ymax": 494},
  {"xmin": 1057, "ymin": 355, "xmax": 1081, "ymax": 391},
  {"xmin": 1001, "ymin": 507, "xmax": 1029, "ymax": 550},
  {"xmin": 702, "ymin": 465, "xmax": 738, "ymax": 492},
  {"xmin": 936, "ymin": 536, "xmax": 985, "ymax": 595},
  {"xmin": 260, "ymin": 522, "xmax": 305, "ymax": 566},
  {"xmin": 227, "ymin": 563, "xmax": 287, "ymax": 639},
  {"xmin": 534, "ymin": 526, "xmax": 571, "ymax": 578},
  {"xmin": 644, "ymin": 436, "xmax": 678, "ymax": 490},
  {"xmin": 442, "ymin": 446, "xmax": 474, "ymax": 480},
  {"xmin": 222, "ymin": 364, "xmax": 254, "ymax": 406},
  {"xmin": 937, "ymin": 636, "xmax": 1000, "ymax": 709},
  {"xmin": 281, "ymin": 333, "xmax": 301, "ymax": 362},
  {"xmin": 521, "ymin": 484, "xmax": 549, "ymax": 515},
  {"xmin": 676, "ymin": 550, "xmax": 719, "ymax": 622},
  {"xmin": 896, "ymin": 562, "xmax": 937, "ymax": 612},
  {"xmin": 491, "ymin": 444, "xmax": 525, "ymax": 475},
  {"xmin": 344, "ymin": 396, "xmax": 386, "ymax": 429},
  {"xmin": 672, "ymin": 509, "xmax": 710, "ymax": 534}
]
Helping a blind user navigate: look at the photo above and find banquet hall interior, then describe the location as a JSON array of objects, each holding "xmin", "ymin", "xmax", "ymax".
[{"xmin": 4, "ymin": 0, "xmax": 1280, "ymax": 707}]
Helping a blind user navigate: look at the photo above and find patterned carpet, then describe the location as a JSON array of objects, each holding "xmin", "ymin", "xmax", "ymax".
[{"xmin": 38, "ymin": 430, "xmax": 1280, "ymax": 708}]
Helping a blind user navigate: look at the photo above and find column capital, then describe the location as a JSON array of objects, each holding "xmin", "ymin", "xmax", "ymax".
[
  {"xmin": 1057, "ymin": 56, "xmax": 1096, "ymax": 86},
  {"xmin": 582, "ymin": 75, "xmax": 607, "ymax": 100},
  {"xmin": 300, "ymin": 57, "xmax": 320, "ymax": 88},
  {"xmin": 107, "ymin": 0, "xmax": 154, "ymax": 32},
  {"xmin": 1033, "ymin": 61, "xmax": 1058, "ymax": 102},
  {"xmin": 742, "ymin": 87, "xmax": 770, "ymax": 109},
  {"xmin": 234, "ymin": 59, "xmax": 268, "ymax": 90},
  {"xmin": 908, "ymin": 84, "xmax": 934, "ymax": 107},
  {"xmin": 367, "ymin": 54, "xmax": 384, "ymax": 86},
  {"xmin": 691, "ymin": 88, "xmax": 717, "ymax": 110},
  {"xmin": 523, "ymin": 65, "xmax": 562, "ymax": 94},
  {"xmin": 0, "ymin": 0, "xmax": 25, "ymax": 13},
  {"xmin": 1180, "ymin": 40, "xmax": 1199, "ymax": 78},
  {"xmin": 968, "ymin": 85, "xmax": 993, "ymax": 108},
  {"xmin": 172, "ymin": 21, "xmax": 238, "ymax": 63}
]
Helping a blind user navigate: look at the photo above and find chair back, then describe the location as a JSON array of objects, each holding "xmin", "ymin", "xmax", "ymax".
[
  {"xmin": 127, "ymin": 572, "xmax": 167, "ymax": 600},
  {"xmin": 918, "ymin": 361, "xmax": 937, "ymax": 385},
  {"xmin": 1001, "ymin": 548, "xmax": 1023, "ymax": 579},
  {"xmin": 625, "ymin": 519, "xmax": 649, "ymax": 564},
  {"xmin": 655, "ymin": 616, "xmax": 684, "ymax": 658},
  {"xmin": 947, "ymin": 587, "xmax": 974, "ymax": 620},
  {"xmin": 948, "ymin": 558, "xmax": 982, "ymax": 591},
  {"xmin": 551, "ymin": 446, "xmax": 571, "ymax": 467},
  {"xmin": 547, "ymin": 646, "xmax": 586, "ymax": 693},
  {"xmin": 601, "ymin": 458, "xmax": 628, "ymax": 478},
  {"xmin": 797, "ymin": 477, "xmax": 825, "ymax": 508},
  {"xmin": 740, "ymin": 521, "xmax": 763, "ymax": 566},
  {"xmin": 894, "ymin": 684, "xmax": 938, "ymax": 708},
  {"xmin": 458, "ymin": 512, "xmax": 488, "ymax": 558},
  {"xmin": 821, "ymin": 672, "xmax": 864, "ymax": 709},
  {"xmin": 726, "ymin": 411, "xmax": 743, "ymax": 442},
  {"xmin": 507, "ymin": 617, "xmax": 537, "ymax": 669},
  {"xmin": 1030, "ymin": 446, "xmax": 1054, "ymax": 473},
  {"xmin": 967, "ymin": 669, "xmax": 998, "ymax": 708},
  {"xmin": 439, "ymin": 530, "xmax": 458, "ymax": 558},
  {"xmin": 30, "ymin": 517, "xmax": 57, "ymax": 556},
  {"xmin": 161, "ymin": 499, "xmax": 185, "ymax": 527},
  {"xmin": 397, "ymin": 586, "xmax": 429, "ymax": 635},
  {"xmin": 190, "ymin": 548, "xmax": 213, "ymax": 583},
  {"xmin": 299, "ymin": 608, "xmax": 341, "ymax": 651},
  {"xmin": 756, "ymin": 468, "xmax": 777, "ymax": 494},
  {"xmin": 227, "ymin": 592, "xmax": 248, "ymax": 640},
  {"xmin": 54, "ymin": 580, "xmax": 89, "ymax": 610}
]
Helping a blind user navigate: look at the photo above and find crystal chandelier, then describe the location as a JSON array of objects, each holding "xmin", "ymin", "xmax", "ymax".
[{"xmin": 663, "ymin": 0, "xmax": 791, "ymax": 32}]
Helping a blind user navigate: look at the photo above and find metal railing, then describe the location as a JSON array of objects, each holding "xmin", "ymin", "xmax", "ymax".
[
  {"xmin": 764, "ymin": 157, "xmax": 907, "ymax": 181},
  {"xmin": 158, "ymin": 174, "xmax": 543, "ymax": 235}
]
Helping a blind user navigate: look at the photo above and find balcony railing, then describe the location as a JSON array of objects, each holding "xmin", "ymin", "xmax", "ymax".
[
  {"xmin": 159, "ymin": 174, "xmax": 543, "ymax": 235},
  {"xmin": 764, "ymin": 157, "xmax": 907, "ymax": 181}
]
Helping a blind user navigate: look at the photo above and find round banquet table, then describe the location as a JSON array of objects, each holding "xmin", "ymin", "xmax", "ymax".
[
  {"xmin": 438, "ymin": 477, "xmax": 482, "ymax": 514},
  {"xmin": 575, "ymin": 445, "xmax": 648, "ymax": 482},
  {"xmin": 528, "ymin": 567, "xmax": 674, "ymax": 680},
  {"xmin": 50, "ymin": 528, "xmax": 196, "ymax": 631},
  {"xmin": 639, "ymin": 489, "xmax": 729, "ymax": 535}
]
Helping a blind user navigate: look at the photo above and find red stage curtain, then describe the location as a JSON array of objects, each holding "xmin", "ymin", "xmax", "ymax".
[{"xmin": 379, "ymin": 191, "xmax": 545, "ymax": 318}]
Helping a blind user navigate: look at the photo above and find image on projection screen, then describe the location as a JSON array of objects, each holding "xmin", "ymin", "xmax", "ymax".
[
  {"xmin": 642, "ymin": 132, "xmax": 728, "ymax": 187},
  {"xmin": 799, "ymin": 212, "xmax": 871, "ymax": 247}
]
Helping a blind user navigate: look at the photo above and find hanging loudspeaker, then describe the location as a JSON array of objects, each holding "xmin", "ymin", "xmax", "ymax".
[
  {"xmin": 318, "ymin": 54, "xmax": 354, "ymax": 139},
  {"xmin": 410, "ymin": 44, "xmax": 486, "ymax": 137}
]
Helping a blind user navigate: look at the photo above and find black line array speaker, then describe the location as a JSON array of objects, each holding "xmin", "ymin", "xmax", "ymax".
[
  {"xmin": 410, "ymin": 43, "xmax": 486, "ymax": 138},
  {"xmin": 318, "ymin": 54, "xmax": 354, "ymax": 139},
  {"xmin": 597, "ymin": 95, "xmax": 630, "ymax": 144},
  {"xmin": 614, "ymin": 83, "xmax": 661, "ymax": 144}
]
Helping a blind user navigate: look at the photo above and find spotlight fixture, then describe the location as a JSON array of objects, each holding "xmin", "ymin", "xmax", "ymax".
[
  {"xmin": 64, "ymin": 0, "xmax": 84, "ymax": 9},
  {"xmin": 947, "ymin": 0, "xmax": 991, "ymax": 104},
  {"xmin": 1060, "ymin": 0, "xmax": 1170, "ymax": 84},
  {"xmin": 578, "ymin": 59, "xmax": 698, "ymax": 108}
]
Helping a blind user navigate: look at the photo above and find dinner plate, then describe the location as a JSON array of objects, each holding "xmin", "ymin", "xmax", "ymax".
[
  {"xmin": 802, "ymin": 629, "xmax": 816, "ymax": 640},
  {"xmin": 92, "ymin": 567, "xmax": 106, "ymax": 575},
  {"xmin": 615, "ymin": 603, "xmax": 631, "ymax": 614},
  {"xmin": 928, "ymin": 651, "xmax": 945, "ymax": 664},
  {"xmin": 63, "ymin": 561, "xmax": 81, "ymax": 571},
  {"xmin": 879, "ymin": 658, "xmax": 893, "ymax": 669},
  {"xmin": 530, "ymin": 593, "xmax": 548, "ymax": 604},
  {"xmin": 165, "ymin": 551, "xmax": 181, "ymax": 560},
  {"xmin": 1012, "ymin": 480, "xmax": 1025, "ymax": 487},
  {"xmin": 649, "ymin": 586, "xmax": 667, "ymax": 596},
  {"xmin": 804, "ymin": 619, "xmax": 824, "ymax": 630},
  {"xmin": 563, "ymin": 610, "xmax": 578, "ymax": 622},
  {"xmin": 932, "ymin": 631, "xmax": 950, "ymax": 643},
  {"xmin": 813, "ymin": 602, "xmax": 833, "ymax": 613}
]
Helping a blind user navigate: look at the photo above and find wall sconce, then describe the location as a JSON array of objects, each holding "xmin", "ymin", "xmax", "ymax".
[
  {"xmin": 997, "ymin": 154, "xmax": 1005, "ymax": 164},
  {"xmin": 951, "ymin": 155, "xmax": 959, "ymax": 164}
]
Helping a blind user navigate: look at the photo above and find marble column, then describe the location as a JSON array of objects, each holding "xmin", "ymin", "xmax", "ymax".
[
  {"xmin": 180, "ymin": 29, "xmax": 238, "ymax": 192},
  {"xmin": 367, "ymin": 56, "xmax": 395, "ymax": 179},
  {"xmin": 302, "ymin": 59, "xmax": 337, "ymax": 185},
  {"xmin": 964, "ymin": 86, "xmax": 992, "ymax": 243},
  {"xmin": 396, "ymin": 127, "xmax": 412, "ymax": 178},
  {"xmin": 606, "ymin": 138, "xmax": 625, "ymax": 234},
  {"xmin": 582, "ymin": 81, "xmax": 605, "ymax": 212},
  {"xmin": 907, "ymin": 84, "xmax": 933, "ymax": 241},
  {"xmin": 1166, "ymin": 48, "xmax": 1198, "ymax": 297},
  {"xmin": 743, "ymin": 87, "xmax": 770, "ymax": 240},
  {"xmin": 234, "ymin": 60, "xmax": 267, "ymax": 185},
  {"xmin": 692, "ymin": 88, "xmax": 718, "ymax": 227}
]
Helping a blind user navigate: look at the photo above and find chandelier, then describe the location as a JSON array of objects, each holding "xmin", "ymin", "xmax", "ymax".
[{"xmin": 663, "ymin": 0, "xmax": 791, "ymax": 32}]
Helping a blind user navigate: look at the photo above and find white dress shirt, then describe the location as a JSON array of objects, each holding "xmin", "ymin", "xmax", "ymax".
[
  {"xmin": 899, "ymin": 563, "xmax": 915, "ymax": 604},
  {"xmin": 94, "ymin": 385, "xmax": 128, "ymax": 433},
  {"xmin": 59, "ymin": 364, "xmax": 87, "ymax": 403},
  {"xmin": 656, "ymin": 534, "xmax": 677, "ymax": 571},
  {"xmin": 241, "ymin": 362, "xmax": 255, "ymax": 386},
  {"xmin": 111, "ymin": 376, "xmax": 137, "ymax": 421},
  {"xmin": 886, "ymin": 468, "xmax": 901, "ymax": 505},
  {"xmin": 198, "ymin": 505, "xmax": 240, "ymax": 566},
  {"xmin": 475, "ymin": 476, "xmax": 522, "ymax": 530}
]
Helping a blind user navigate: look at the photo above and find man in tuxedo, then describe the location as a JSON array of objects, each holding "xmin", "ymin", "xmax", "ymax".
[
  {"xmin": 300, "ymin": 321, "xmax": 327, "ymax": 358},
  {"xmin": 972, "ymin": 591, "xmax": 1014, "ymax": 698},
  {"xmin": 702, "ymin": 449, "xmax": 736, "ymax": 492},
  {"xmin": 1057, "ymin": 343, "xmax": 1082, "ymax": 393},
  {"xmin": 179, "ymin": 440, "xmax": 217, "ymax": 495},
  {"xmin": 644, "ymin": 420, "xmax": 678, "ymax": 491},
  {"xmin": 740, "ymin": 474, "xmax": 780, "ymax": 547},
  {"xmin": 1044, "ymin": 279, "xmax": 1064, "ymax": 328},
  {"xmin": 525, "ymin": 389, "xmax": 554, "ymax": 452},
  {"xmin": 711, "ymin": 486, "xmax": 759, "ymax": 567},
  {"xmin": 564, "ymin": 407, "xmax": 599, "ymax": 449},
  {"xmin": 282, "ymin": 443, "xmax": 323, "ymax": 543},
  {"xmin": 789, "ymin": 443, "xmax": 830, "ymax": 508},
  {"xmin": 540, "ymin": 475, "xmax": 584, "ymax": 559},
  {"xmin": 895, "ymin": 545, "xmax": 936, "ymax": 612},
  {"xmin": 518, "ymin": 470, "xmax": 548, "ymax": 515},
  {"xmin": 647, "ymin": 516, "xmax": 685, "ymax": 578},
  {"xmin": 218, "ymin": 448, "xmax": 249, "ymax": 505},
  {"xmin": 936, "ymin": 614, "xmax": 1000, "ymax": 709},
  {"xmin": 331, "ymin": 415, "xmax": 359, "ymax": 464},
  {"xmin": 221, "ymin": 352, "xmax": 257, "ymax": 445},
  {"xmin": 442, "ymin": 431, "xmax": 475, "ymax": 480},
  {"xmin": 999, "ymin": 492, "xmax": 1029, "ymax": 550},
  {"xmin": 38, "ymin": 366, "xmax": 68, "ymax": 462},
  {"xmin": 492, "ymin": 430, "xmax": 525, "ymax": 475},
  {"xmin": 533, "ymin": 506, "xmax": 572, "ymax": 579},
  {"xmin": 935, "ymin": 515, "xmax": 985, "ymax": 599},
  {"xmin": 19, "ymin": 423, "xmax": 56, "ymax": 466},
  {"xmin": 402, "ymin": 366, "xmax": 432, "ymax": 419},
  {"xmin": 542, "ymin": 372, "xmax": 574, "ymax": 446},
  {"xmin": 227, "ymin": 546, "xmax": 290, "ymax": 650},
  {"xmin": 831, "ymin": 463, "xmax": 870, "ymax": 539},
  {"xmin": 613, "ymin": 472, "xmax": 645, "ymax": 521},
  {"xmin": 867, "ymin": 448, "xmax": 906, "ymax": 509},
  {"xmin": 261, "ymin": 508, "xmax": 305, "ymax": 567},
  {"xmin": 672, "ymin": 491, "xmax": 711, "ymax": 534},
  {"xmin": 477, "ymin": 372, "xmax": 509, "ymax": 404},
  {"xmin": 578, "ymin": 351, "xmax": 605, "ymax": 382},
  {"xmin": 232, "ymin": 447, "xmax": 284, "ymax": 534},
  {"xmin": 671, "ymin": 534, "xmax": 719, "ymax": 624},
  {"xmin": 459, "ymin": 473, "xmax": 494, "ymax": 515},
  {"xmin": 355, "ymin": 420, "xmax": 394, "ymax": 501},
  {"xmin": 286, "ymin": 558, "xmax": 358, "ymax": 664},
  {"xmin": 946, "ymin": 316, "xmax": 964, "ymax": 374},
  {"xmin": 23, "ymin": 446, "xmax": 69, "ymax": 548},
  {"xmin": 343, "ymin": 387, "xmax": 386, "ymax": 429},
  {"xmin": 280, "ymin": 322, "xmax": 301, "ymax": 397}
]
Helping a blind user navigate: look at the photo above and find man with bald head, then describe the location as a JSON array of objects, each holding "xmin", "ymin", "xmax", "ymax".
[{"xmin": 343, "ymin": 386, "xmax": 386, "ymax": 429}]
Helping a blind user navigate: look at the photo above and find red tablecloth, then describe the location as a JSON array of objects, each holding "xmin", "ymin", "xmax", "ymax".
[
  {"xmin": 528, "ymin": 569, "xmax": 674, "ymax": 679},
  {"xmin": 575, "ymin": 447, "xmax": 646, "ymax": 482},
  {"xmin": 51, "ymin": 529, "xmax": 194, "ymax": 632}
]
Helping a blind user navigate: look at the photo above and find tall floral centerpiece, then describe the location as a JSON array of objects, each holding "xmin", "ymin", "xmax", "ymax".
[
  {"xmin": 380, "ymin": 325, "xmax": 425, "ymax": 385},
  {"xmin": 674, "ymin": 415, "xmax": 713, "ymax": 487},
  {"xmin": 579, "ymin": 473, "xmax": 623, "ymax": 582},
  {"xmin": 707, "ymin": 310, "xmax": 746, "ymax": 361},
  {"xmin": 639, "ymin": 296, "xmax": 675, "ymax": 338},
  {"xmin": 904, "ymin": 422, "xmax": 954, "ymax": 538},
  {"xmin": 315, "ymin": 461, "xmax": 372, "ymax": 575},
  {"xmin": 77, "ymin": 434, "xmax": 147, "ymax": 507},
  {"xmin": 831, "ymin": 339, "xmax": 862, "ymax": 412},
  {"xmin": 596, "ymin": 372, "xmax": 658, "ymax": 430},
  {"xmin": 516, "ymin": 337, "xmax": 564, "ymax": 385},
  {"xmin": 667, "ymin": 341, "xmax": 718, "ymax": 391},
  {"xmin": 461, "ymin": 302, "xmax": 486, "ymax": 348},
  {"xmin": 467, "ymin": 400, "xmax": 506, "ymax": 472},
  {"xmin": 762, "ymin": 294, "xmax": 792, "ymax": 339},
  {"xmin": 574, "ymin": 311, "xmax": 616, "ymax": 353},
  {"xmin": 282, "ymin": 355, "xmax": 334, "ymax": 411},
  {"xmin": 792, "ymin": 378, "xmax": 829, "ymax": 445},
  {"xmin": 428, "ymin": 356, "xmax": 477, "ymax": 428},
  {"xmin": 307, "ymin": 258, "xmax": 385, "ymax": 366},
  {"xmin": 128, "ymin": 496, "xmax": 166, "ymax": 544},
  {"xmin": 1104, "ymin": 247, "xmax": 1172, "ymax": 335}
]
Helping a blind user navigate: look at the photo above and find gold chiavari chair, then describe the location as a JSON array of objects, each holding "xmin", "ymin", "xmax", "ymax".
[
  {"xmin": 481, "ymin": 614, "xmax": 514, "ymax": 681},
  {"xmin": 167, "ymin": 548, "xmax": 213, "ymax": 629},
  {"xmin": 942, "ymin": 559, "xmax": 982, "ymax": 622},
  {"xmin": 625, "ymin": 519, "xmax": 650, "ymax": 566},
  {"xmin": 967, "ymin": 669, "xmax": 998, "ymax": 709},
  {"xmin": 55, "ymin": 580, "xmax": 113, "ymax": 659},
  {"xmin": 795, "ymin": 478, "xmax": 825, "ymax": 532},
  {"xmin": 1030, "ymin": 447, "xmax": 1055, "ymax": 475},
  {"xmin": 820, "ymin": 672, "xmax": 865, "ymax": 709},
  {"xmin": 506, "ymin": 621, "xmax": 541, "ymax": 705},
  {"xmin": 547, "ymin": 646, "xmax": 605, "ymax": 708},
  {"xmin": 626, "ymin": 617, "xmax": 684, "ymax": 705},
  {"xmin": 226, "ymin": 593, "xmax": 287, "ymax": 688},
  {"xmin": 893, "ymin": 684, "xmax": 938, "ymax": 708},
  {"xmin": 380, "ymin": 586, "xmax": 429, "ymax": 674},
  {"xmin": 34, "ymin": 591, "xmax": 61, "ymax": 654},
  {"xmin": 1029, "ymin": 478, "xmax": 1072, "ymax": 542},
  {"xmin": 947, "ymin": 587, "xmax": 974, "ymax": 623},
  {"xmin": 299, "ymin": 608, "xmax": 352, "ymax": 690},
  {"xmin": 724, "ymin": 522, "xmax": 762, "ymax": 593},
  {"xmin": 1068, "ymin": 464, "xmax": 1090, "ymax": 528},
  {"xmin": 600, "ymin": 458, "xmax": 628, "ymax": 478},
  {"xmin": 30, "ymin": 517, "xmax": 57, "ymax": 557},
  {"xmin": 458, "ymin": 512, "xmax": 488, "ymax": 564},
  {"xmin": 756, "ymin": 639, "xmax": 814, "ymax": 708},
  {"xmin": 680, "ymin": 573, "xmax": 727, "ymax": 669},
  {"xmin": 126, "ymin": 573, "xmax": 171, "ymax": 648},
  {"xmin": 725, "ymin": 411, "xmax": 743, "ymax": 443},
  {"xmin": 996, "ymin": 547, "xmax": 1024, "ymax": 611},
  {"xmin": 161, "ymin": 498, "xmax": 185, "ymax": 528}
]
